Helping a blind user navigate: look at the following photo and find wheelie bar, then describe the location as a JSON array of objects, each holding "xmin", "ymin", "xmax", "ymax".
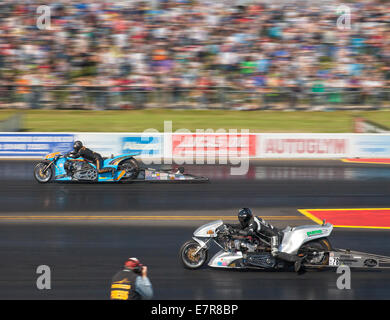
[{"xmin": 304, "ymin": 249, "xmax": 390, "ymax": 269}]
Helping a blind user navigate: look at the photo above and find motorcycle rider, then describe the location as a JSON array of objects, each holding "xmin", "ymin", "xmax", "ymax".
[
  {"xmin": 227, "ymin": 208, "xmax": 303, "ymax": 272},
  {"xmin": 69, "ymin": 141, "xmax": 115, "ymax": 175},
  {"xmin": 110, "ymin": 257, "xmax": 154, "ymax": 300}
]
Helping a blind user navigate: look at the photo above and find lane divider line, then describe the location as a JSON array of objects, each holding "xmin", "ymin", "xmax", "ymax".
[
  {"xmin": 298, "ymin": 209, "xmax": 324, "ymax": 225},
  {"xmin": 0, "ymin": 215, "xmax": 306, "ymax": 221},
  {"xmin": 342, "ymin": 159, "xmax": 390, "ymax": 165}
]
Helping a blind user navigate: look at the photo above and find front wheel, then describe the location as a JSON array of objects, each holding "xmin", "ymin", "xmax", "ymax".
[
  {"xmin": 179, "ymin": 240, "xmax": 208, "ymax": 270},
  {"xmin": 34, "ymin": 162, "xmax": 53, "ymax": 183}
]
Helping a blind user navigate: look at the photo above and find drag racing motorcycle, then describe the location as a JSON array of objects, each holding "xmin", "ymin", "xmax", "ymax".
[
  {"xmin": 180, "ymin": 220, "xmax": 390, "ymax": 271},
  {"xmin": 34, "ymin": 152, "xmax": 140, "ymax": 183},
  {"xmin": 34, "ymin": 152, "xmax": 208, "ymax": 183}
]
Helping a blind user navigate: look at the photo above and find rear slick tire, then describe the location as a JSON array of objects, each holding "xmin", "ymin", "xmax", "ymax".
[
  {"xmin": 120, "ymin": 158, "xmax": 139, "ymax": 180},
  {"xmin": 298, "ymin": 238, "xmax": 332, "ymax": 269}
]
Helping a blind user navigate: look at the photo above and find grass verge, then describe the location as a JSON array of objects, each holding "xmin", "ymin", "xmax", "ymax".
[{"xmin": 0, "ymin": 109, "xmax": 389, "ymax": 133}]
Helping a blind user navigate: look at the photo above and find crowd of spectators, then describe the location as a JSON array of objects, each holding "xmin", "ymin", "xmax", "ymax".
[{"xmin": 0, "ymin": 0, "xmax": 389, "ymax": 109}]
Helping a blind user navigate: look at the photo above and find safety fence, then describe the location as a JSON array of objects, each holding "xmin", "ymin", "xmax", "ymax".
[
  {"xmin": 0, "ymin": 86, "xmax": 389, "ymax": 110},
  {"xmin": 0, "ymin": 132, "xmax": 390, "ymax": 160}
]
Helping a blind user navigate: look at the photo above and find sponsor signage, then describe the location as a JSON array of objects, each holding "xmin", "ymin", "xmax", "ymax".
[
  {"xmin": 257, "ymin": 134, "xmax": 350, "ymax": 158},
  {"xmin": 352, "ymin": 135, "xmax": 390, "ymax": 158},
  {"xmin": 1, "ymin": 132, "xmax": 390, "ymax": 160},
  {"xmin": 74, "ymin": 133, "xmax": 121, "ymax": 156},
  {"xmin": 121, "ymin": 135, "xmax": 163, "ymax": 156},
  {"xmin": 172, "ymin": 134, "xmax": 256, "ymax": 157},
  {"xmin": 307, "ymin": 230, "xmax": 323, "ymax": 237},
  {"xmin": 0, "ymin": 133, "xmax": 74, "ymax": 157}
]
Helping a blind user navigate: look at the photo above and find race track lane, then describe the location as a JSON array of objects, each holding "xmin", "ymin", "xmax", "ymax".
[
  {"xmin": 0, "ymin": 160, "xmax": 390, "ymax": 299},
  {"xmin": 0, "ymin": 223, "xmax": 389, "ymax": 300},
  {"xmin": 1, "ymin": 160, "xmax": 390, "ymax": 213}
]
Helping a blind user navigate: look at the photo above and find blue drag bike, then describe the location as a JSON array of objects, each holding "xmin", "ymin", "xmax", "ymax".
[{"xmin": 34, "ymin": 152, "xmax": 140, "ymax": 183}]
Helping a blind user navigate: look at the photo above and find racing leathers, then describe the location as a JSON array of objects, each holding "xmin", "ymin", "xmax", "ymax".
[
  {"xmin": 69, "ymin": 146, "xmax": 113, "ymax": 174},
  {"xmin": 228, "ymin": 216, "xmax": 280, "ymax": 240},
  {"xmin": 110, "ymin": 268, "xmax": 153, "ymax": 300},
  {"xmin": 227, "ymin": 216, "xmax": 289, "ymax": 258}
]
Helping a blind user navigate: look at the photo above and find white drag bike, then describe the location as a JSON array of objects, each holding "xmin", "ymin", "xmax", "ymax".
[{"xmin": 179, "ymin": 219, "xmax": 390, "ymax": 271}]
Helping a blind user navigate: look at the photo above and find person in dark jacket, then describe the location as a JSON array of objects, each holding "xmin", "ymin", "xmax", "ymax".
[
  {"xmin": 110, "ymin": 257, "xmax": 153, "ymax": 300},
  {"xmin": 227, "ymin": 208, "xmax": 304, "ymax": 272},
  {"xmin": 70, "ymin": 140, "xmax": 114, "ymax": 175},
  {"xmin": 227, "ymin": 208, "xmax": 281, "ymax": 253}
]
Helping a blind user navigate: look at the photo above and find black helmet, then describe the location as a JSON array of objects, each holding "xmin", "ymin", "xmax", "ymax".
[
  {"xmin": 238, "ymin": 208, "xmax": 253, "ymax": 228},
  {"xmin": 73, "ymin": 140, "xmax": 83, "ymax": 151}
]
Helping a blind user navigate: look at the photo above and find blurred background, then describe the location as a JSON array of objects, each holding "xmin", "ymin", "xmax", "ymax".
[
  {"xmin": 0, "ymin": 0, "xmax": 389, "ymax": 112},
  {"xmin": 1, "ymin": 1, "xmax": 390, "ymax": 301}
]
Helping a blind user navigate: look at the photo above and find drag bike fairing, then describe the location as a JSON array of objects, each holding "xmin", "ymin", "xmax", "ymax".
[
  {"xmin": 179, "ymin": 219, "xmax": 390, "ymax": 272},
  {"xmin": 34, "ymin": 152, "xmax": 209, "ymax": 183}
]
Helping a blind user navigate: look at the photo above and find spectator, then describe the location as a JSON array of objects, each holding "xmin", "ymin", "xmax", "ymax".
[{"xmin": 0, "ymin": 0, "xmax": 388, "ymax": 109}]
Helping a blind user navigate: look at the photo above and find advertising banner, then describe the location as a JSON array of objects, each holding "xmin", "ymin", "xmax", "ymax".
[
  {"xmin": 121, "ymin": 135, "xmax": 163, "ymax": 156},
  {"xmin": 74, "ymin": 133, "xmax": 121, "ymax": 156},
  {"xmin": 1, "ymin": 132, "xmax": 390, "ymax": 160},
  {"xmin": 172, "ymin": 134, "xmax": 256, "ymax": 158},
  {"xmin": 0, "ymin": 133, "xmax": 74, "ymax": 157},
  {"xmin": 351, "ymin": 134, "xmax": 390, "ymax": 158},
  {"xmin": 74, "ymin": 133, "xmax": 163, "ymax": 158},
  {"xmin": 256, "ymin": 134, "xmax": 351, "ymax": 158}
]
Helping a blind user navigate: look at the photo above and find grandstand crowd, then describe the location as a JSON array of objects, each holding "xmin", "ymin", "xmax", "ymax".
[{"xmin": 0, "ymin": 0, "xmax": 389, "ymax": 109}]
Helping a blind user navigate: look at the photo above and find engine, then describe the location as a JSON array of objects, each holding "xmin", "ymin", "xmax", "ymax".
[
  {"xmin": 64, "ymin": 160, "xmax": 97, "ymax": 181},
  {"xmin": 231, "ymin": 239, "xmax": 279, "ymax": 269},
  {"xmin": 234, "ymin": 239, "xmax": 257, "ymax": 252},
  {"xmin": 246, "ymin": 253, "xmax": 276, "ymax": 268}
]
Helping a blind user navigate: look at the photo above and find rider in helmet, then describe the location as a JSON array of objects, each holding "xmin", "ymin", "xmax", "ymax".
[
  {"xmin": 233, "ymin": 208, "xmax": 281, "ymax": 255},
  {"xmin": 110, "ymin": 257, "xmax": 153, "ymax": 300},
  {"xmin": 69, "ymin": 141, "xmax": 115, "ymax": 175},
  {"xmin": 228, "ymin": 208, "xmax": 303, "ymax": 272}
]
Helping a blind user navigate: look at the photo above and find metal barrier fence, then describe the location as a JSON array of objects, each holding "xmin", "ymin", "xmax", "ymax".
[{"xmin": 0, "ymin": 85, "xmax": 389, "ymax": 110}]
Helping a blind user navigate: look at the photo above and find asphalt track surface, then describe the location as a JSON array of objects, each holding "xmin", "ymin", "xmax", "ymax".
[{"xmin": 0, "ymin": 160, "xmax": 390, "ymax": 299}]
